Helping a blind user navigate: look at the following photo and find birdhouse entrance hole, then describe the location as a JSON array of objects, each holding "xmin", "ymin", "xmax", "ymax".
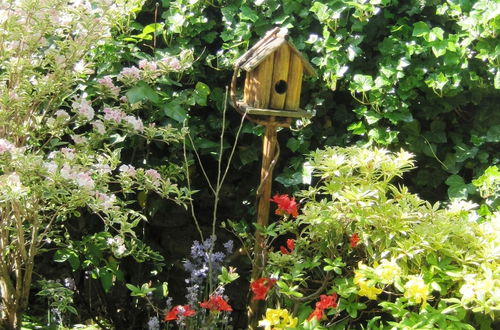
[{"xmin": 274, "ymin": 80, "xmax": 287, "ymax": 94}]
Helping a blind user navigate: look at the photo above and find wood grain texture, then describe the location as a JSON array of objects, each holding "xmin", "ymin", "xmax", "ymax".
[
  {"xmin": 269, "ymin": 45, "xmax": 291, "ymax": 110},
  {"xmin": 248, "ymin": 125, "xmax": 278, "ymax": 330},
  {"xmin": 284, "ymin": 53, "xmax": 303, "ymax": 110},
  {"xmin": 252, "ymin": 53, "xmax": 274, "ymax": 109},
  {"xmin": 244, "ymin": 71, "xmax": 255, "ymax": 106}
]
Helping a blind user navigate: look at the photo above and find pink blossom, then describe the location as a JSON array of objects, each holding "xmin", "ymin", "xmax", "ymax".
[
  {"xmin": 92, "ymin": 120, "xmax": 106, "ymax": 134},
  {"xmin": 161, "ymin": 56, "xmax": 181, "ymax": 71},
  {"xmin": 0, "ymin": 138, "xmax": 14, "ymax": 154},
  {"xmin": 139, "ymin": 59, "xmax": 157, "ymax": 71},
  {"xmin": 124, "ymin": 116, "xmax": 144, "ymax": 133},
  {"xmin": 145, "ymin": 169, "xmax": 161, "ymax": 186},
  {"xmin": 103, "ymin": 107, "xmax": 125, "ymax": 123},
  {"xmin": 97, "ymin": 192, "xmax": 116, "ymax": 209},
  {"xmin": 93, "ymin": 163, "xmax": 112, "ymax": 174},
  {"xmin": 72, "ymin": 98, "xmax": 94, "ymax": 121},
  {"xmin": 76, "ymin": 172, "xmax": 94, "ymax": 189},
  {"xmin": 97, "ymin": 75, "xmax": 120, "ymax": 97},
  {"xmin": 119, "ymin": 164, "xmax": 136, "ymax": 176},
  {"xmin": 117, "ymin": 66, "xmax": 141, "ymax": 82}
]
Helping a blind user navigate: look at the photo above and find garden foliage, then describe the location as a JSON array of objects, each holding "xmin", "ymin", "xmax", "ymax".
[
  {"xmin": 0, "ymin": 0, "xmax": 499, "ymax": 328},
  {"xmin": 256, "ymin": 147, "xmax": 499, "ymax": 329}
]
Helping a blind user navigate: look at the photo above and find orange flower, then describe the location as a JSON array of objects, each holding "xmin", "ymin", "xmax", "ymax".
[
  {"xmin": 270, "ymin": 194, "xmax": 299, "ymax": 217},
  {"xmin": 308, "ymin": 293, "xmax": 338, "ymax": 321},
  {"xmin": 279, "ymin": 239, "xmax": 296, "ymax": 254},
  {"xmin": 350, "ymin": 233, "xmax": 360, "ymax": 248},
  {"xmin": 251, "ymin": 277, "xmax": 277, "ymax": 300},
  {"xmin": 164, "ymin": 305, "xmax": 196, "ymax": 321},
  {"xmin": 199, "ymin": 295, "xmax": 232, "ymax": 312}
]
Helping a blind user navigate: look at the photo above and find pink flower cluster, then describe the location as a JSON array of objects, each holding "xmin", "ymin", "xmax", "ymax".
[
  {"xmin": 97, "ymin": 75, "xmax": 120, "ymax": 97},
  {"xmin": 102, "ymin": 108, "xmax": 144, "ymax": 133},
  {"xmin": 0, "ymin": 138, "xmax": 15, "ymax": 154},
  {"xmin": 145, "ymin": 169, "xmax": 161, "ymax": 186},
  {"xmin": 117, "ymin": 66, "xmax": 141, "ymax": 83},
  {"xmin": 138, "ymin": 59, "xmax": 157, "ymax": 71},
  {"xmin": 72, "ymin": 98, "xmax": 94, "ymax": 121},
  {"xmin": 160, "ymin": 56, "xmax": 181, "ymax": 71},
  {"xmin": 119, "ymin": 164, "xmax": 137, "ymax": 176},
  {"xmin": 60, "ymin": 163, "xmax": 94, "ymax": 189}
]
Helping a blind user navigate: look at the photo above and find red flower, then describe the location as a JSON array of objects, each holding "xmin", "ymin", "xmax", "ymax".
[
  {"xmin": 270, "ymin": 194, "xmax": 299, "ymax": 217},
  {"xmin": 280, "ymin": 245, "xmax": 290, "ymax": 254},
  {"xmin": 164, "ymin": 305, "xmax": 196, "ymax": 321},
  {"xmin": 279, "ymin": 239, "xmax": 295, "ymax": 255},
  {"xmin": 350, "ymin": 233, "xmax": 360, "ymax": 248},
  {"xmin": 308, "ymin": 307, "xmax": 324, "ymax": 321},
  {"xmin": 316, "ymin": 293, "xmax": 338, "ymax": 310},
  {"xmin": 199, "ymin": 295, "xmax": 232, "ymax": 312},
  {"xmin": 250, "ymin": 277, "xmax": 277, "ymax": 301},
  {"xmin": 308, "ymin": 293, "xmax": 338, "ymax": 321}
]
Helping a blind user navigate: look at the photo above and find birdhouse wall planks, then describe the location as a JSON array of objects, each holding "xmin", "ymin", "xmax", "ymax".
[{"xmin": 233, "ymin": 27, "xmax": 316, "ymax": 121}]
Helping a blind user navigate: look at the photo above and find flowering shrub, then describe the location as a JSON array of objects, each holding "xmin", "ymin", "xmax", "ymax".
[
  {"xmin": 0, "ymin": 0, "xmax": 195, "ymax": 327},
  {"xmin": 243, "ymin": 146, "xmax": 499, "ymax": 329}
]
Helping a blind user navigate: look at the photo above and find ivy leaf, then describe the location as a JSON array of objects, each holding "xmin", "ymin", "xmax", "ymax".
[
  {"xmin": 193, "ymin": 82, "xmax": 210, "ymax": 106},
  {"xmin": 162, "ymin": 101, "xmax": 188, "ymax": 122},
  {"xmin": 352, "ymin": 74, "xmax": 374, "ymax": 92},
  {"xmin": 239, "ymin": 6, "xmax": 259, "ymax": 22},
  {"xmin": 238, "ymin": 146, "xmax": 258, "ymax": 165},
  {"xmin": 412, "ymin": 21, "xmax": 430, "ymax": 37},
  {"xmin": 126, "ymin": 81, "xmax": 160, "ymax": 104}
]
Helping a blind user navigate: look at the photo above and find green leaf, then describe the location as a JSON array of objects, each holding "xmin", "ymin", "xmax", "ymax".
[
  {"xmin": 99, "ymin": 269, "xmax": 113, "ymax": 292},
  {"xmin": 193, "ymin": 82, "xmax": 210, "ymax": 106},
  {"xmin": 352, "ymin": 74, "xmax": 374, "ymax": 92},
  {"xmin": 286, "ymin": 137, "xmax": 301, "ymax": 152},
  {"xmin": 413, "ymin": 21, "xmax": 430, "ymax": 37},
  {"xmin": 495, "ymin": 71, "xmax": 500, "ymax": 89},
  {"xmin": 126, "ymin": 81, "xmax": 160, "ymax": 104},
  {"xmin": 238, "ymin": 146, "xmax": 258, "ymax": 165},
  {"xmin": 162, "ymin": 101, "xmax": 188, "ymax": 122},
  {"xmin": 143, "ymin": 23, "xmax": 164, "ymax": 35},
  {"xmin": 240, "ymin": 6, "xmax": 259, "ymax": 22}
]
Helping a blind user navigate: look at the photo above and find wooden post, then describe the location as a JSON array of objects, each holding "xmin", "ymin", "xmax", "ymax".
[{"xmin": 247, "ymin": 124, "xmax": 278, "ymax": 329}]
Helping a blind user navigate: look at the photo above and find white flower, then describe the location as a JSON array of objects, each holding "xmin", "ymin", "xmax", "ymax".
[
  {"xmin": 119, "ymin": 164, "xmax": 136, "ymax": 176},
  {"xmin": 61, "ymin": 148, "xmax": 75, "ymax": 160},
  {"xmin": 60, "ymin": 164, "xmax": 75, "ymax": 180},
  {"xmin": 71, "ymin": 134, "xmax": 87, "ymax": 145},
  {"xmin": 44, "ymin": 161, "xmax": 58, "ymax": 174},
  {"xmin": 124, "ymin": 115, "xmax": 144, "ymax": 133},
  {"xmin": 92, "ymin": 120, "xmax": 106, "ymax": 134},
  {"xmin": 75, "ymin": 172, "xmax": 94, "ymax": 189},
  {"xmin": 55, "ymin": 110, "xmax": 70, "ymax": 121}
]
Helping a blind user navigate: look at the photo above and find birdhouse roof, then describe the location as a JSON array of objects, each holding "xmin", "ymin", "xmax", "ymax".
[{"xmin": 234, "ymin": 27, "xmax": 317, "ymax": 77}]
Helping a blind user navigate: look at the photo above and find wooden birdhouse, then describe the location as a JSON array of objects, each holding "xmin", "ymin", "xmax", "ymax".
[{"xmin": 232, "ymin": 27, "xmax": 316, "ymax": 121}]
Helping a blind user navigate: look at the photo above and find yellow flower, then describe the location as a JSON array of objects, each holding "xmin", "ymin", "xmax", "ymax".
[
  {"xmin": 258, "ymin": 308, "xmax": 298, "ymax": 330},
  {"xmin": 375, "ymin": 259, "xmax": 401, "ymax": 284},
  {"xmin": 404, "ymin": 276, "xmax": 429, "ymax": 307},
  {"xmin": 354, "ymin": 270, "xmax": 383, "ymax": 300}
]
